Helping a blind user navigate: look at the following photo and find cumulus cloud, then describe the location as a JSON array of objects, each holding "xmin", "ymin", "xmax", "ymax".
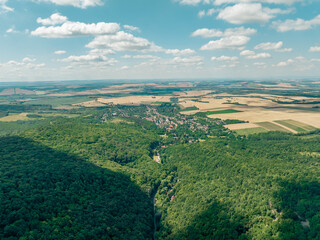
[
  {"xmin": 171, "ymin": 56, "xmax": 203, "ymax": 65},
  {"xmin": 200, "ymin": 35, "xmax": 250, "ymax": 50},
  {"xmin": 309, "ymin": 46, "xmax": 320, "ymax": 52},
  {"xmin": 276, "ymin": 58, "xmax": 294, "ymax": 67},
  {"xmin": 198, "ymin": 10, "xmax": 206, "ymax": 18},
  {"xmin": 132, "ymin": 55, "xmax": 159, "ymax": 59},
  {"xmin": 176, "ymin": 0, "xmax": 202, "ymax": 5},
  {"xmin": 0, "ymin": 58, "xmax": 45, "ymax": 69},
  {"xmin": 192, "ymin": 26, "xmax": 256, "ymax": 38},
  {"xmin": 86, "ymin": 31, "xmax": 163, "ymax": 52},
  {"xmin": 54, "ymin": 50, "xmax": 66, "ymax": 55},
  {"xmin": 272, "ymin": 15, "xmax": 320, "ymax": 32},
  {"xmin": 22, "ymin": 57, "xmax": 36, "ymax": 63},
  {"xmin": 214, "ymin": 0, "xmax": 301, "ymax": 5},
  {"xmin": 36, "ymin": 0, "xmax": 103, "ymax": 9},
  {"xmin": 0, "ymin": 0, "xmax": 13, "ymax": 13},
  {"xmin": 253, "ymin": 62, "xmax": 266, "ymax": 66},
  {"xmin": 123, "ymin": 25, "xmax": 141, "ymax": 32},
  {"xmin": 31, "ymin": 21, "xmax": 120, "ymax": 38},
  {"xmin": 254, "ymin": 41, "xmax": 292, "ymax": 52},
  {"xmin": 6, "ymin": 27, "xmax": 18, "ymax": 33},
  {"xmin": 61, "ymin": 55, "xmax": 117, "ymax": 65},
  {"xmin": 166, "ymin": 48, "xmax": 195, "ymax": 56},
  {"xmin": 177, "ymin": 0, "xmax": 300, "ymax": 5},
  {"xmin": 240, "ymin": 50, "xmax": 255, "ymax": 56},
  {"xmin": 198, "ymin": 8, "xmax": 217, "ymax": 18},
  {"xmin": 217, "ymin": 3, "xmax": 290, "ymax": 24},
  {"xmin": 246, "ymin": 52, "xmax": 271, "ymax": 59},
  {"xmin": 211, "ymin": 55, "xmax": 238, "ymax": 61},
  {"xmin": 37, "ymin": 13, "xmax": 67, "ymax": 25}
]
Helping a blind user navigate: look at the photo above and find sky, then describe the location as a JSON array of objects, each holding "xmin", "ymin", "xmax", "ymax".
[{"xmin": 0, "ymin": 0, "xmax": 320, "ymax": 82}]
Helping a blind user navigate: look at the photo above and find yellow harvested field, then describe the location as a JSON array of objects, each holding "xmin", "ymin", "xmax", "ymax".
[
  {"xmin": 75, "ymin": 100, "xmax": 107, "ymax": 107},
  {"xmin": 259, "ymin": 83, "xmax": 295, "ymax": 88},
  {"xmin": 177, "ymin": 90, "xmax": 213, "ymax": 97},
  {"xmin": 210, "ymin": 108, "xmax": 320, "ymax": 128},
  {"xmin": 109, "ymin": 83, "xmax": 157, "ymax": 89},
  {"xmin": 98, "ymin": 95, "xmax": 172, "ymax": 105},
  {"xmin": 48, "ymin": 88, "xmax": 142, "ymax": 97},
  {"xmin": 0, "ymin": 113, "xmax": 29, "ymax": 122},
  {"xmin": 225, "ymin": 123, "xmax": 260, "ymax": 130}
]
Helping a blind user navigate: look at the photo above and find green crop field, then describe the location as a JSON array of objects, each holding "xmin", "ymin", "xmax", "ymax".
[
  {"xmin": 205, "ymin": 109, "xmax": 242, "ymax": 115},
  {"xmin": 256, "ymin": 122, "xmax": 292, "ymax": 132},
  {"xmin": 235, "ymin": 127, "xmax": 268, "ymax": 135},
  {"xmin": 180, "ymin": 106, "xmax": 199, "ymax": 112},
  {"xmin": 26, "ymin": 96, "xmax": 93, "ymax": 107},
  {"xmin": 275, "ymin": 119, "xmax": 317, "ymax": 132}
]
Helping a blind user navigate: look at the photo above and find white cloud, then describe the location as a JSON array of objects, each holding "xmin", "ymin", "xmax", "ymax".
[
  {"xmin": 6, "ymin": 27, "xmax": 18, "ymax": 33},
  {"xmin": 31, "ymin": 21, "xmax": 120, "ymax": 38},
  {"xmin": 54, "ymin": 50, "xmax": 66, "ymax": 55},
  {"xmin": 0, "ymin": 58, "xmax": 45, "ymax": 69},
  {"xmin": 120, "ymin": 66, "xmax": 129, "ymax": 70},
  {"xmin": 246, "ymin": 52, "xmax": 271, "ymax": 59},
  {"xmin": 0, "ymin": 0, "xmax": 13, "ymax": 13},
  {"xmin": 217, "ymin": 3, "xmax": 290, "ymax": 24},
  {"xmin": 176, "ymin": 0, "xmax": 202, "ymax": 5},
  {"xmin": 255, "ymin": 41, "xmax": 282, "ymax": 50},
  {"xmin": 36, "ymin": 0, "xmax": 103, "ymax": 9},
  {"xmin": 198, "ymin": 8, "xmax": 217, "ymax": 18},
  {"xmin": 253, "ymin": 62, "xmax": 266, "ymax": 66},
  {"xmin": 240, "ymin": 50, "xmax": 255, "ymax": 56},
  {"xmin": 132, "ymin": 55, "xmax": 160, "ymax": 59},
  {"xmin": 86, "ymin": 31, "xmax": 163, "ymax": 52},
  {"xmin": 254, "ymin": 41, "xmax": 292, "ymax": 52},
  {"xmin": 309, "ymin": 46, "xmax": 320, "ymax": 52},
  {"xmin": 37, "ymin": 13, "xmax": 67, "ymax": 25},
  {"xmin": 273, "ymin": 15, "xmax": 320, "ymax": 32},
  {"xmin": 200, "ymin": 35, "xmax": 250, "ymax": 50},
  {"xmin": 198, "ymin": 10, "xmax": 206, "ymax": 18},
  {"xmin": 192, "ymin": 26, "xmax": 256, "ymax": 38},
  {"xmin": 276, "ymin": 48, "xmax": 292, "ymax": 52},
  {"xmin": 171, "ymin": 56, "xmax": 203, "ymax": 65},
  {"xmin": 166, "ymin": 48, "xmax": 195, "ymax": 56},
  {"xmin": 211, "ymin": 55, "xmax": 238, "ymax": 61},
  {"xmin": 88, "ymin": 49, "xmax": 115, "ymax": 55},
  {"xmin": 22, "ymin": 57, "xmax": 36, "ymax": 63},
  {"xmin": 276, "ymin": 58, "xmax": 294, "ymax": 67},
  {"xmin": 123, "ymin": 25, "xmax": 141, "ymax": 32},
  {"xmin": 61, "ymin": 54, "xmax": 116, "ymax": 64},
  {"xmin": 213, "ymin": 0, "xmax": 301, "ymax": 5}
]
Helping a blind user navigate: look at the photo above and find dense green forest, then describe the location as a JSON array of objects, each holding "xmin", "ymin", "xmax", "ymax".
[
  {"xmin": 0, "ymin": 136, "xmax": 154, "ymax": 240},
  {"xmin": 155, "ymin": 133, "xmax": 320, "ymax": 239},
  {"xmin": 1, "ymin": 100, "xmax": 320, "ymax": 239}
]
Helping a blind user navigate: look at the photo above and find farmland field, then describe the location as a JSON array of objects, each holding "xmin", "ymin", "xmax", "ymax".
[
  {"xmin": 275, "ymin": 119, "xmax": 317, "ymax": 132},
  {"xmin": 234, "ymin": 127, "xmax": 268, "ymax": 135},
  {"xmin": 256, "ymin": 122, "xmax": 292, "ymax": 133},
  {"xmin": 26, "ymin": 96, "xmax": 93, "ymax": 107},
  {"xmin": 206, "ymin": 109, "xmax": 242, "ymax": 115},
  {"xmin": 0, "ymin": 112, "xmax": 30, "ymax": 122}
]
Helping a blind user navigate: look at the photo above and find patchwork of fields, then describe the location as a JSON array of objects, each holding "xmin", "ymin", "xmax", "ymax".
[{"xmin": 0, "ymin": 81, "xmax": 319, "ymax": 135}]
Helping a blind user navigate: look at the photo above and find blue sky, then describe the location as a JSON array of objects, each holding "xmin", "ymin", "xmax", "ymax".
[{"xmin": 0, "ymin": 0, "xmax": 320, "ymax": 82}]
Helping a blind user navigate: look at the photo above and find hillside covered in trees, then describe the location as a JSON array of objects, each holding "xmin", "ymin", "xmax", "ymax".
[{"xmin": 1, "ymin": 103, "xmax": 320, "ymax": 239}]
